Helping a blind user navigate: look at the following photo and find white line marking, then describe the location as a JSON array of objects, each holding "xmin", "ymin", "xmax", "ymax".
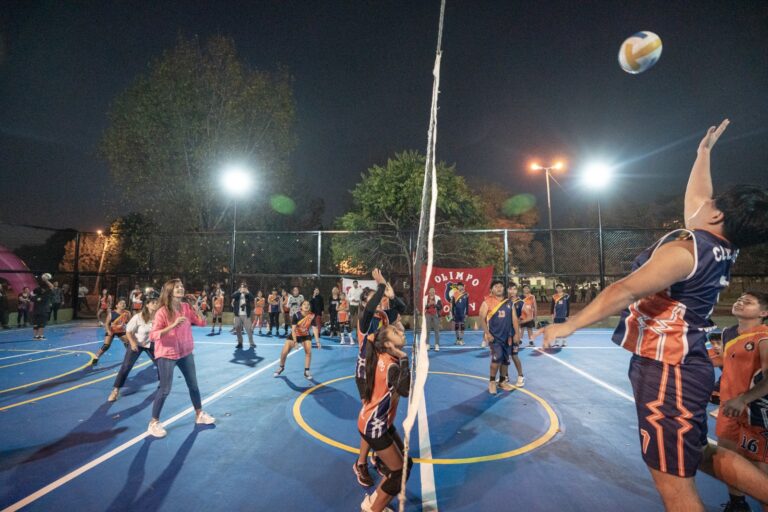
[
  {"xmin": 417, "ymin": 391, "xmax": 438, "ymax": 511},
  {"xmin": 2, "ymin": 350, "xmax": 299, "ymax": 512},
  {"xmin": 0, "ymin": 341, "xmax": 103, "ymax": 361}
]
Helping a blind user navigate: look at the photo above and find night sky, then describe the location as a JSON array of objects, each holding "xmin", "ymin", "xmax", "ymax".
[{"xmin": 1, "ymin": 1, "xmax": 767, "ymax": 232}]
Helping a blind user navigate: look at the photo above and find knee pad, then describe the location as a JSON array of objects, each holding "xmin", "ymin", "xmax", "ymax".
[{"xmin": 381, "ymin": 468, "xmax": 404, "ymax": 496}]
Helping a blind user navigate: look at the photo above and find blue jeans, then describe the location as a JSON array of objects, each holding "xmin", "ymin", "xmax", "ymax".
[
  {"xmin": 152, "ymin": 353, "xmax": 202, "ymax": 419},
  {"xmin": 114, "ymin": 343, "xmax": 156, "ymax": 389}
]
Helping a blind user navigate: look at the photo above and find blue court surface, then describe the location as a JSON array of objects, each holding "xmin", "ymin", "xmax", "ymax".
[{"xmin": 0, "ymin": 323, "xmax": 755, "ymax": 511}]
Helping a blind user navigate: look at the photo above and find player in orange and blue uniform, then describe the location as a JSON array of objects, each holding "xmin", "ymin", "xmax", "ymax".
[
  {"xmin": 538, "ymin": 120, "xmax": 768, "ymax": 510},
  {"xmin": 357, "ymin": 324, "xmax": 412, "ymax": 512},
  {"xmin": 716, "ymin": 291, "xmax": 768, "ymax": 511},
  {"xmin": 273, "ymin": 300, "xmax": 315, "ymax": 380},
  {"xmin": 480, "ymin": 280, "xmax": 522, "ymax": 394}
]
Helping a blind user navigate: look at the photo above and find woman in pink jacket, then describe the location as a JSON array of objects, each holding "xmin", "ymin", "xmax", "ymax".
[{"xmin": 147, "ymin": 279, "xmax": 215, "ymax": 438}]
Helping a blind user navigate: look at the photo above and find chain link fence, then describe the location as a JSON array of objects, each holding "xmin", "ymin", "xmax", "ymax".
[{"xmin": 1, "ymin": 223, "xmax": 765, "ymax": 319}]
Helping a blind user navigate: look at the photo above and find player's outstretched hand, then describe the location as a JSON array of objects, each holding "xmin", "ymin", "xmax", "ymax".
[
  {"xmin": 721, "ymin": 396, "xmax": 747, "ymax": 418},
  {"xmin": 372, "ymin": 268, "xmax": 386, "ymax": 285},
  {"xmin": 698, "ymin": 119, "xmax": 729, "ymax": 153},
  {"xmin": 535, "ymin": 322, "xmax": 575, "ymax": 348}
]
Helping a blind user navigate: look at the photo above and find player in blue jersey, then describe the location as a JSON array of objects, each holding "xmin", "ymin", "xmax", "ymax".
[
  {"xmin": 538, "ymin": 120, "xmax": 768, "ymax": 511},
  {"xmin": 550, "ymin": 283, "xmax": 570, "ymax": 347},
  {"xmin": 448, "ymin": 282, "xmax": 469, "ymax": 345},
  {"xmin": 480, "ymin": 280, "xmax": 522, "ymax": 394}
]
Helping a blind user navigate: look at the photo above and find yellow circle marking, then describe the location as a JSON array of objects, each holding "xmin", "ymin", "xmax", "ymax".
[
  {"xmin": 0, "ymin": 350, "xmax": 97, "ymax": 394},
  {"xmin": 0, "ymin": 351, "xmax": 78, "ymax": 370},
  {"xmin": 292, "ymin": 371, "xmax": 560, "ymax": 464}
]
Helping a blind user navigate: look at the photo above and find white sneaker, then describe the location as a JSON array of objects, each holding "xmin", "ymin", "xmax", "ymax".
[
  {"xmin": 561, "ymin": 340, "xmax": 568, "ymax": 347},
  {"xmin": 481, "ymin": 340, "xmax": 488, "ymax": 348},
  {"xmin": 273, "ymin": 366, "xmax": 284, "ymax": 377},
  {"xmin": 148, "ymin": 420, "xmax": 167, "ymax": 438},
  {"xmin": 434, "ymin": 344, "xmax": 440, "ymax": 352},
  {"xmin": 488, "ymin": 380, "xmax": 497, "ymax": 395},
  {"xmin": 361, "ymin": 493, "xmax": 393, "ymax": 512},
  {"xmin": 304, "ymin": 370, "xmax": 313, "ymax": 380},
  {"xmin": 516, "ymin": 376, "xmax": 525, "ymax": 387},
  {"xmin": 195, "ymin": 411, "xmax": 215, "ymax": 425},
  {"xmin": 499, "ymin": 380, "xmax": 515, "ymax": 391},
  {"xmin": 107, "ymin": 388, "xmax": 119, "ymax": 402}
]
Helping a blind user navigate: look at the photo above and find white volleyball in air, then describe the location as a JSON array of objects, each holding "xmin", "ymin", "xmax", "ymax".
[{"xmin": 619, "ymin": 31, "xmax": 662, "ymax": 74}]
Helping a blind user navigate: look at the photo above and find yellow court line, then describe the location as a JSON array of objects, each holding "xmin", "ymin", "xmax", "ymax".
[
  {"xmin": 0, "ymin": 351, "xmax": 97, "ymax": 394},
  {"xmin": 292, "ymin": 371, "xmax": 560, "ymax": 465},
  {"xmin": 0, "ymin": 352, "xmax": 77, "ymax": 370},
  {"xmin": 0, "ymin": 360, "xmax": 153, "ymax": 412}
]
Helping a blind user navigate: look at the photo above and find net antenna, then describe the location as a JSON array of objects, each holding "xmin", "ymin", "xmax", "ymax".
[{"xmin": 400, "ymin": 1, "xmax": 446, "ymax": 510}]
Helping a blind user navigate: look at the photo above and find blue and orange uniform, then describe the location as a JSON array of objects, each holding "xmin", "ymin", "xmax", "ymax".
[
  {"xmin": 450, "ymin": 289, "xmax": 469, "ymax": 329},
  {"xmin": 612, "ymin": 228, "xmax": 737, "ymax": 477},
  {"xmin": 519, "ymin": 294, "xmax": 537, "ymax": 328},
  {"xmin": 357, "ymin": 352, "xmax": 411, "ymax": 449},
  {"xmin": 717, "ymin": 324, "xmax": 768, "ymax": 462},
  {"xmin": 484, "ymin": 295, "xmax": 516, "ymax": 364},
  {"xmin": 551, "ymin": 292, "xmax": 570, "ymax": 323},
  {"xmin": 291, "ymin": 311, "xmax": 315, "ymax": 342}
]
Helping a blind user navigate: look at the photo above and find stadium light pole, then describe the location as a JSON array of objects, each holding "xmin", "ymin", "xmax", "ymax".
[
  {"xmin": 582, "ymin": 162, "xmax": 613, "ymax": 290},
  {"xmin": 221, "ymin": 165, "xmax": 254, "ymax": 296},
  {"xmin": 529, "ymin": 161, "xmax": 565, "ymax": 274},
  {"xmin": 94, "ymin": 229, "xmax": 109, "ymax": 299}
]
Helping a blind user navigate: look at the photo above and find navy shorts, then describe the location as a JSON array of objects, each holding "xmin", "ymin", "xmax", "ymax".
[
  {"xmin": 628, "ymin": 355, "xmax": 714, "ymax": 478},
  {"xmin": 490, "ymin": 339, "xmax": 511, "ymax": 365},
  {"xmin": 520, "ymin": 320, "xmax": 535, "ymax": 329},
  {"xmin": 553, "ymin": 317, "xmax": 566, "ymax": 324}
]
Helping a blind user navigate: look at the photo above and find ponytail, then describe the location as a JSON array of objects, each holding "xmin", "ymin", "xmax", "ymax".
[{"xmin": 362, "ymin": 337, "xmax": 378, "ymax": 403}]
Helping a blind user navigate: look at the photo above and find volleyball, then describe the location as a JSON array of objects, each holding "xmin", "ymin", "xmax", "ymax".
[
  {"xmin": 42, "ymin": 273, "xmax": 52, "ymax": 280},
  {"xmin": 618, "ymin": 31, "xmax": 662, "ymax": 74}
]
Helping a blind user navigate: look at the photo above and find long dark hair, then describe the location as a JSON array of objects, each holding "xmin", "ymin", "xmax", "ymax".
[
  {"xmin": 141, "ymin": 297, "xmax": 159, "ymax": 323},
  {"xmin": 159, "ymin": 279, "xmax": 182, "ymax": 320},
  {"xmin": 362, "ymin": 325, "xmax": 398, "ymax": 402}
]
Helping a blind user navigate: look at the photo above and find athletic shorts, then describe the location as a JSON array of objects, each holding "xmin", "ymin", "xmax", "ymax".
[
  {"xmin": 32, "ymin": 313, "xmax": 47, "ymax": 329},
  {"xmin": 738, "ymin": 424, "xmax": 768, "ymax": 463},
  {"xmin": 490, "ymin": 339, "xmax": 511, "ymax": 365},
  {"xmin": 715, "ymin": 413, "xmax": 741, "ymax": 444},
  {"xmin": 628, "ymin": 355, "xmax": 714, "ymax": 478},
  {"xmin": 292, "ymin": 335, "xmax": 311, "ymax": 343},
  {"xmin": 520, "ymin": 320, "xmax": 535, "ymax": 329},
  {"xmin": 553, "ymin": 317, "xmax": 567, "ymax": 324},
  {"xmin": 355, "ymin": 375, "xmax": 366, "ymax": 400},
  {"xmin": 360, "ymin": 425, "xmax": 399, "ymax": 452}
]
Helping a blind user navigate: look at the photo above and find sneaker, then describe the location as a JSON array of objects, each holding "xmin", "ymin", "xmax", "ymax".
[
  {"xmin": 91, "ymin": 357, "xmax": 99, "ymax": 366},
  {"xmin": 552, "ymin": 341, "xmax": 560, "ymax": 348},
  {"xmin": 361, "ymin": 493, "xmax": 393, "ymax": 512},
  {"xmin": 516, "ymin": 376, "xmax": 526, "ymax": 387},
  {"xmin": 39, "ymin": 336, "xmax": 46, "ymax": 340},
  {"xmin": 195, "ymin": 411, "xmax": 215, "ymax": 425},
  {"xmin": 353, "ymin": 462, "xmax": 375, "ymax": 487},
  {"xmin": 722, "ymin": 499, "xmax": 754, "ymax": 512},
  {"xmin": 304, "ymin": 370, "xmax": 313, "ymax": 380},
  {"xmin": 499, "ymin": 380, "xmax": 515, "ymax": 391},
  {"xmin": 488, "ymin": 380, "xmax": 497, "ymax": 395},
  {"xmin": 435, "ymin": 344, "xmax": 440, "ymax": 352},
  {"xmin": 273, "ymin": 366, "xmax": 284, "ymax": 377},
  {"xmin": 235, "ymin": 344, "xmax": 243, "ymax": 349},
  {"xmin": 148, "ymin": 420, "xmax": 167, "ymax": 438},
  {"xmin": 561, "ymin": 340, "xmax": 568, "ymax": 347},
  {"xmin": 528, "ymin": 340, "xmax": 534, "ymax": 346},
  {"xmin": 481, "ymin": 340, "xmax": 488, "ymax": 348},
  {"xmin": 33, "ymin": 335, "xmax": 40, "ymax": 340},
  {"xmin": 249, "ymin": 343, "xmax": 256, "ymax": 349},
  {"xmin": 107, "ymin": 388, "xmax": 119, "ymax": 402}
]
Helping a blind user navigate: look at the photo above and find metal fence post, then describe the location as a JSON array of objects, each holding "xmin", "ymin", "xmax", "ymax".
[
  {"xmin": 317, "ymin": 231, "xmax": 322, "ymax": 277},
  {"xmin": 72, "ymin": 231, "xmax": 81, "ymax": 320},
  {"xmin": 503, "ymin": 229, "xmax": 509, "ymax": 289}
]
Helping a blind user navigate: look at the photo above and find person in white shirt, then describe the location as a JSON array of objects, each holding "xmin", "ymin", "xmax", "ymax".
[
  {"xmin": 347, "ymin": 280, "xmax": 363, "ymax": 328},
  {"xmin": 108, "ymin": 292, "xmax": 160, "ymax": 402},
  {"xmin": 231, "ymin": 283, "xmax": 255, "ymax": 349}
]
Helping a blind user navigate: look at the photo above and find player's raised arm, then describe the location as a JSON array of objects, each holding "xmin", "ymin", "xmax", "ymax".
[
  {"xmin": 536, "ymin": 240, "xmax": 695, "ymax": 347},
  {"xmin": 684, "ymin": 119, "xmax": 729, "ymax": 226}
]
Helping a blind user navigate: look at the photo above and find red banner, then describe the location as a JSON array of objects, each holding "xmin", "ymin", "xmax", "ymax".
[{"xmin": 420, "ymin": 266, "xmax": 494, "ymax": 317}]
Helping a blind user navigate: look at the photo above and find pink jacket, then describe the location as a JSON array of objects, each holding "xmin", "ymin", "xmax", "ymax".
[{"xmin": 150, "ymin": 302, "xmax": 206, "ymax": 360}]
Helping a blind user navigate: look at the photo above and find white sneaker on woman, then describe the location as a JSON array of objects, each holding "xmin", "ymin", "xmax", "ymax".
[
  {"xmin": 148, "ymin": 420, "xmax": 167, "ymax": 438},
  {"xmin": 361, "ymin": 493, "xmax": 393, "ymax": 512},
  {"xmin": 195, "ymin": 411, "xmax": 216, "ymax": 425}
]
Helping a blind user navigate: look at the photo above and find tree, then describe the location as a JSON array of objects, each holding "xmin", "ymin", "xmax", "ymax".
[
  {"xmin": 332, "ymin": 151, "xmax": 489, "ymax": 277},
  {"xmin": 101, "ymin": 34, "xmax": 297, "ymax": 233}
]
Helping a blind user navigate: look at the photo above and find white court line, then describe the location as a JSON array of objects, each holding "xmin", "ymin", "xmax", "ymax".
[
  {"xmin": 533, "ymin": 348, "xmax": 635, "ymax": 402},
  {"xmin": 417, "ymin": 391, "xmax": 438, "ymax": 511},
  {"xmin": 2, "ymin": 350, "xmax": 300, "ymax": 512},
  {"xmin": 534, "ymin": 348, "xmax": 719, "ymax": 445},
  {"xmin": 0, "ymin": 340, "xmax": 103, "ymax": 361}
]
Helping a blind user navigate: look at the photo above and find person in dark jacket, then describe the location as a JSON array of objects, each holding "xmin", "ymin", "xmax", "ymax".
[
  {"xmin": 231, "ymin": 283, "xmax": 255, "ymax": 349},
  {"xmin": 309, "ymin": 287, "xmax": 324, "ymax": 349},
  {"xmin": 0, "ymin": 283, "xmax": 10, "ymax": 329}
]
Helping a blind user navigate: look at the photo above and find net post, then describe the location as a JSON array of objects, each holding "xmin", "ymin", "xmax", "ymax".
[{"xmin": 503, "ymin": 229, "xmax": 509, "ymax": 289}]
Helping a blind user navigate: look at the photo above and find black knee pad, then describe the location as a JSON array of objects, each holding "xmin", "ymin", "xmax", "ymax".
[{"xmin": 381, "ymin": 468, "xmax": 404, "ymax": 496}]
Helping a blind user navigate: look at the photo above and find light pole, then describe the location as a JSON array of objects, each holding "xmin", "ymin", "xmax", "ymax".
[
  {"xmin": 94, "ymin": 229, "xmax": 109, "ymax": 298},
  {"xmin": 582, "ymin": 162, "xmax": 613, "ymax": 290},
  {"xmin": 221, "ymin": 165, "xmax": 254, "ymax": 296},
  {"xmin": 530, "ymin": 161, "xmax": 565, "ymax": 274}
]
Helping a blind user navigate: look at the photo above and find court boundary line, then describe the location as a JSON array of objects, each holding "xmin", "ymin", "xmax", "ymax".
[
  {"xmin": 1, "ymin": 350, "xmax": 300, "ymax": 512},
  {"xmin": 0, "ymin": 351, "xmax": 76, "ymax": 369}
]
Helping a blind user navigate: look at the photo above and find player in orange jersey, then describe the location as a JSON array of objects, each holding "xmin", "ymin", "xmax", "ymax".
[{"xmin": 717, "ymin": 291, "xmax": 768, "ymax": 512}]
